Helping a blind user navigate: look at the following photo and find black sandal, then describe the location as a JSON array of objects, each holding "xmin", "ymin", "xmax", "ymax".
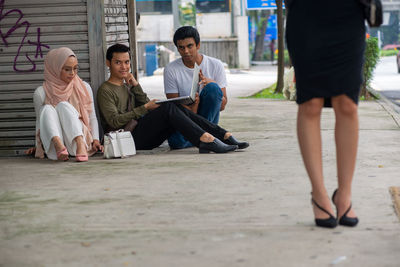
[
  {"xmin": 311, "ymin": 196, "xmax": 338, "ymax": 228},
  {"xmin": 332, "ymin": 189, "xmax": 359, "ymax": 227}
]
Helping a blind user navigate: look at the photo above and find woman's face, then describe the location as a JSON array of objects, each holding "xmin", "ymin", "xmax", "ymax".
[{"xmin": 60, "ymin": 56, "xmax": 79, "ymax": 83}]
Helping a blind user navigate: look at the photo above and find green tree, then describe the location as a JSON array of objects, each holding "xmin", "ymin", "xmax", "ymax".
[
  {"xmin": 361, "ymin": 37, "xmax": 380, "ymax": 98},
  {"xmin": 179, "ymin": 1, "xmax": 196, "ymax": 26},
  {"xmin": 249, "ymin": 9, "xmax": 272, "ymax": 61}
]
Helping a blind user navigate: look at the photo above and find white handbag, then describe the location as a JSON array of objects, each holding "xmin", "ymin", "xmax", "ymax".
[{"xmin": 103, "ymin": 130, "xmax": 136, "ymax": 159}]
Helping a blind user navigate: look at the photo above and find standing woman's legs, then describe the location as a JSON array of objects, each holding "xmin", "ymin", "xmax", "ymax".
[
  {"xmin": 56, "ymin": 101, "xmax": 87, "ymax": 156},
  {"xmin": 331, "ymin": 94, "xmax": 358, "ymax": 219},
  {"xmin": 297, "ymin": 98, "xmax": 335, "ymax": 219}
]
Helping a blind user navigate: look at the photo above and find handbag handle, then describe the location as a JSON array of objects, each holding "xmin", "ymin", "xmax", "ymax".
[{"xmin": 370, "ymin": 1, "xmax": 376, "ymax": 26}]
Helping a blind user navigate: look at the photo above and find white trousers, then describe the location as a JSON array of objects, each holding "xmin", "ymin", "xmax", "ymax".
[{"xmin": 39, "ymin": 101, "xmax": 85, "ymax": 160}]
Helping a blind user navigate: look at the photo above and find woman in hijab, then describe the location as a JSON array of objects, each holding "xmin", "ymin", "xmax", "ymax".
[{"xmin": 32, "ymin": 47, "xmax": 102, "ymax": 162}]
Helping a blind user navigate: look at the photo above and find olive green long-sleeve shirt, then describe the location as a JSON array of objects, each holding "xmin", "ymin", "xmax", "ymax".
[{"xmin": 97, "ymin": 81, "xmax": 150, "ymax": 131}]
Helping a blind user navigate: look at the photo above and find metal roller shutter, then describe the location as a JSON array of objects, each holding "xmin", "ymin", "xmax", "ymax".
[
  {"xmin": 105, "ymin": 0, "xmax": 130, "ymax": 48},
  {"xmin": 0, "ymin": 0, "xmax": 91, "ymax": 156},
  {"xmin": 104, "ymin": 0, "xmax": 139, "ymax": 82},
  {"xmin": 0, "ymin": 0, "xmax": 137, "ymax": 156}
]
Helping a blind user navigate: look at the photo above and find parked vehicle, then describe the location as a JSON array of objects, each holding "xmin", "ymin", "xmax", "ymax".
[{"xmin": 382, "ymin": 44, "xmax": 400, "ymax": 50}]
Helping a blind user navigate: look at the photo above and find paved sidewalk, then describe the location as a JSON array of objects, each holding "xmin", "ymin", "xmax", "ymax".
[
  {"xmin": 139, "ymin": 64, "xmax": 279, "ymax": 99},
  {"xmin": 1, "ymin": 66, "xmax": 400, "ymax": 267}
]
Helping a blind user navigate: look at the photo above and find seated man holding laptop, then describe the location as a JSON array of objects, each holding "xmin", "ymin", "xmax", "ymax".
[
  {"xmin": 164, "ymin": 26, "xmax": 229, "ymax": 149},
  {"xmin": 97, "ymin": 43, "xmax": 248, "ymax": 153},
  {"xmin": 156, "ymin": 63, "xmax": 200, "ymax": 105}
]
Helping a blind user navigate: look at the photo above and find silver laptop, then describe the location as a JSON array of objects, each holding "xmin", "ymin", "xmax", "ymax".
[{"xmin": 156, "ymin": 63, "xmax": 200, "ymax": 105}]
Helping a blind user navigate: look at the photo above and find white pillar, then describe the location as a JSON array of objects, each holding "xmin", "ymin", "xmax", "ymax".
[{"xmin": 235, "ymin": 16, "xmax": 250, "ymax": 69}]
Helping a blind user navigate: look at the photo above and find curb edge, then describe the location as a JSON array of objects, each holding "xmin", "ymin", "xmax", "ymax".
[{"xmin": 368, "ymin": 85, "xmax": 400, "ymax": 129}]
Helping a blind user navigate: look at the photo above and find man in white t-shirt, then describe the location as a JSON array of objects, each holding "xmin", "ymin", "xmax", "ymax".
[{"xmin": 164, "ymin": 26, "xmax": 228, "ymax": 149}]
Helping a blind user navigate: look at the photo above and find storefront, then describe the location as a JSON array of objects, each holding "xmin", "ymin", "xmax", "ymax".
[{"xmin": 0, "ymin": 0, "xmax": 137, "ymax": 156}]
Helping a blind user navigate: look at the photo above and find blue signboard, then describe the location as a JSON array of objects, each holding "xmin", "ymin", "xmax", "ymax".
[
  {"xmin": 265, "ymin": 14, "xmax": 277, "ymax": 41},
  {"xmin": 246, "ymin": 0, "xmax": 284, "ymax": 10},
  {"xmin": 248, "ymin": 14, "xmax": 277, "ymax": 42}
]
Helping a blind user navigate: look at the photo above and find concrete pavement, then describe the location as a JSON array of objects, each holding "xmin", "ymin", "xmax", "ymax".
[
  {"xmin": 140, "ymin": 64, "xmax": 279, "ymax": 99},
  {"xmin": 1, "ymin": 65, "xmax": 400, "ymax": 267}
]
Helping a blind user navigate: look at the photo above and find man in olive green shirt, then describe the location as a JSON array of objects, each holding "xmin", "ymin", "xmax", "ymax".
[
  {"xmin": 97, "ymin": 81, "xmax": 149, "ymax": 132},
  {"xmin": 97, "ymin": 43, "xmax": 246, "ymax": 153}
]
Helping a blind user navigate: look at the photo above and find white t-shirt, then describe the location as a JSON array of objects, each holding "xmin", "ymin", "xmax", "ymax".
[{"xmin": 163, "ymin": 54, "xmax": 227, "ymax": 96}]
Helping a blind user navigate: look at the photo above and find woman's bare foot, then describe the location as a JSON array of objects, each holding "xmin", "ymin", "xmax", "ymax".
[
  {"xmin": 52, "ymin": 136, "xmax": 69, "ymax": 161},
  {"xmin": 74, "ymin": 136, "xmax": 87, "ymax": 156},
  {"xmin": 332, "ymin": 189, "xmax": 357, "ymax": 219},
  {"xmin": 311, "ymin": 190, "xmax": 335, "ymax": 220}
]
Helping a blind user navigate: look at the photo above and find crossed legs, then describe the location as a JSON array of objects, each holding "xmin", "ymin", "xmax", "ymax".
[
  {"xmin": 297, "ymin": 94, "xmax": 358, "ymax": 221},
  {"xmin": 168, "ymin": 83, "xmax": 223, "ymax": 149},
  {"xmin": 133, "ymin": 102, "xmax": 228, "ymax": 150}
]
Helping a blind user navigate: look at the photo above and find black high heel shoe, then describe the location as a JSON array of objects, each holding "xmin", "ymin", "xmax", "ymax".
[
  {"xmin": 199, "ymin": 138, "xmax": 238, "ymax": 153},
  {"xmin": 332, "ymin": 189, "xmax": 359, "ymax": 227},
  {"xmin": 311, "ymin": 196, "xmax": 338, "ymax": 228},
  {"xmin": 223, "ymin": 136, "xmax": 249, "ymax": 149}
]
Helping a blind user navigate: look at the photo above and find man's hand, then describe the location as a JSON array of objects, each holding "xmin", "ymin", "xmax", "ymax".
[
  {"xmin": 194, "ymin": 92, "xmax": 200, "ymax": 106},
  {"xmin": 125, "ymin": 73, "xmax": 139, "ymax": 87},
  {"xmin": 220, "ymin": 96, "xmax": 227, "ymax": 111},
  {"xmin": 183, "ymin": 92, "xmax": 199, "ymax": 113},
  {"xmin": 92, "ymin": 139, "xmax": 103, "ymax": 153},
  {"xmin": 144, "ymin": 100, "xmax": 160, "ymax": 111},
  {"xmin": 199, "ymin": 70, "xmax": 216, "ymax": 87}
]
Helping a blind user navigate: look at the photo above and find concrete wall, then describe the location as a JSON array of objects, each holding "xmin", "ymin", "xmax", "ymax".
[
  {"xmin": 196, "ymin": 13, "xmax": 232, "ymax": 38},
  {"xmin": 136, "ymin": 11, "xmax": 249, "ymax": 69},
  {"xmin": 137, "ymin": 15, "xmax": 174, "ymax": 42},
  {"xmin": 137, "ymin": 13, "xmax": 231, "ymax": 41},
  {"xmin": 382, "ymin": 0, "xmax": 400, "ymax": 11}
]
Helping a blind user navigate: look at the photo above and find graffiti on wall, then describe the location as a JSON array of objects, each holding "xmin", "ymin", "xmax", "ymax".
[{"xmin": 0, "ymin": 0, "xmax": 50, "ymax": 72}]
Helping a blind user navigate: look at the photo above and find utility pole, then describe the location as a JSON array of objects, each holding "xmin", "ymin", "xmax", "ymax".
[
  {"xmin": 275, "ymin": 0, "xmax": 285, "ymax": 94},
  {"xmin": 172, "ymin": 0, "xmax": 180, "ymax": 30}
]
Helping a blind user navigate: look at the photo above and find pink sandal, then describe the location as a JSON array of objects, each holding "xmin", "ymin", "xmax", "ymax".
[
  {"xmin": 75, "ymin": 154, "xmax": 88, "ymax": 162},
  {"xmin": 56, "ymin": 147, "xmax": 69, "ymax": 161}
]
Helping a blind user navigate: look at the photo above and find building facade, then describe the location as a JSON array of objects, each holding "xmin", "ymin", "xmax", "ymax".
[{"xmin": 135, "ymin": 0, "xmax": 250, "ymax": 70}]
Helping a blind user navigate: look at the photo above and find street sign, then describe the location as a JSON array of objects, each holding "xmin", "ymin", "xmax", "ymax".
[
  {"xmin": 265, "ymin": 14, "xmax": 277, "ymax": 41},
  {"xmin": 246, "ymin": 0, "xmax": 284, "ymax": 10},
  {"xmin": 248, "ymin": 14, "xmax": 277, "ymax": 42}
]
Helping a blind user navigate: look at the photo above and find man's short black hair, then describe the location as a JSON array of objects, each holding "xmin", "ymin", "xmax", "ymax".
[
  {"xmin": 173, "ymin": 26, "xmax": 200, "ymax": 46},
  {"xmin": 106, "ymin": 43, "xmax": 130, "ymax": 61}
]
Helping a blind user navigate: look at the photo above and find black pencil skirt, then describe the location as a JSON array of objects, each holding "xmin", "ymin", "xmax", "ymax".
[{"xmin": 286, "ymin": 0, "xmax": 366, "ymax": 107}]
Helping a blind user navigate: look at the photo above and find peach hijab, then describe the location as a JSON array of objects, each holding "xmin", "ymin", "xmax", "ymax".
[{"xmin": 43, "ymin": 47, "xmax": 92, "ymax": 128}]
